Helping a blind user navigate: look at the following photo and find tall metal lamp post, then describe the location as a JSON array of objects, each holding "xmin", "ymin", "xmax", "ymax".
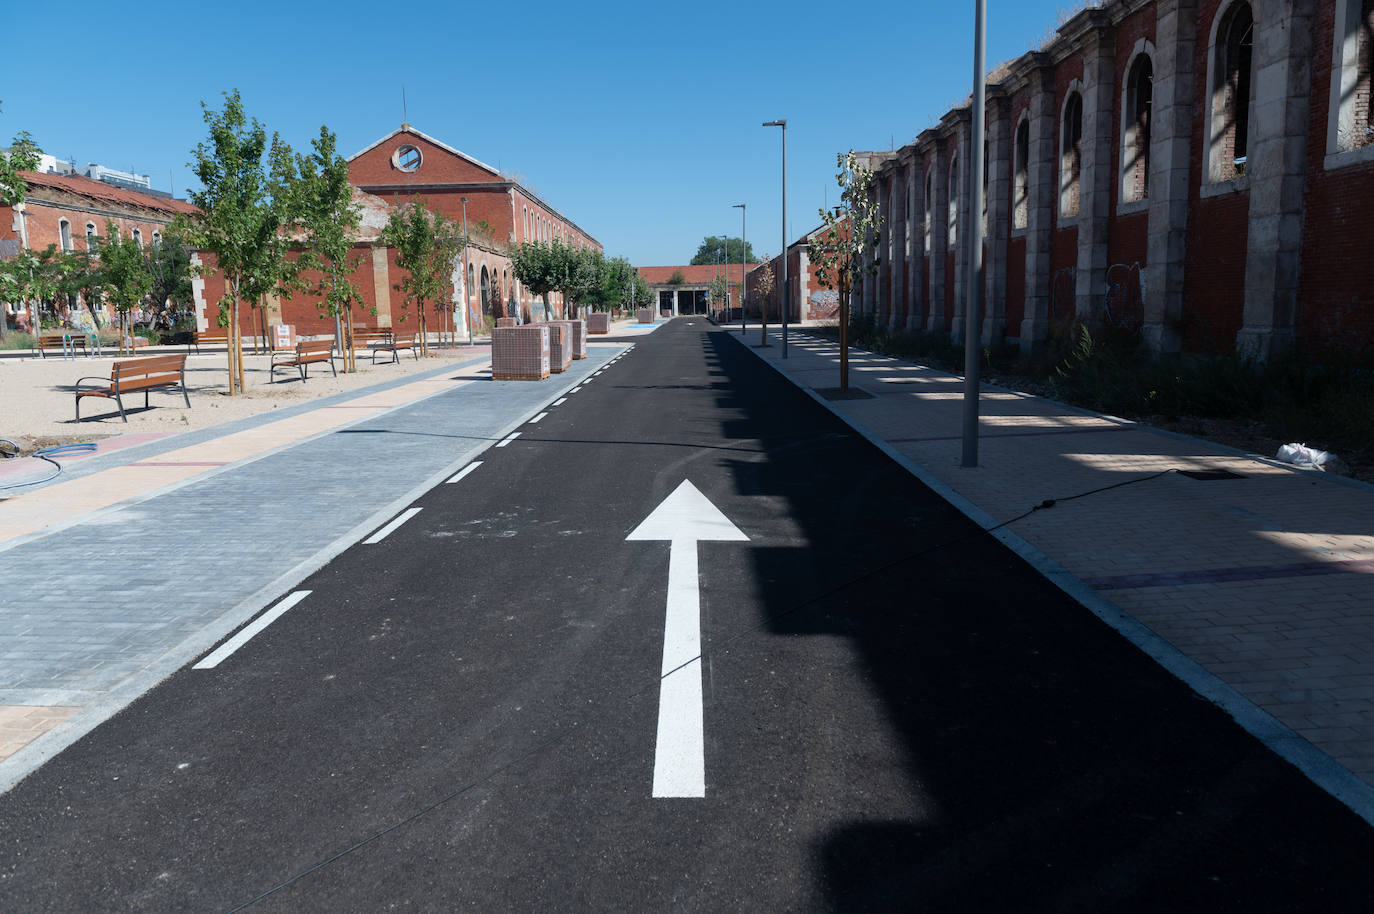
[
  {"xmin": 961, "ymin": 0, "xmax": 987, "ymax": 467},
  {"xmin": 762, "ymin": 119, "xmax": 788, "ymax": 358},
  {"xmin": 733, "ymin": 203, "xmax": 746, "ymax": 333}
]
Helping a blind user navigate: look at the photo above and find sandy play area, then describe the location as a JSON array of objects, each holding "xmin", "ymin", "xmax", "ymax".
[{"xmin": 0, "ymin": 345, "xmax": 491, "ymax": 452}]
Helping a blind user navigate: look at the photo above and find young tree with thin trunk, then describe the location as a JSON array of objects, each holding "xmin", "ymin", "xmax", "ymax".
[
  {"xmin": 293, "ymin": 126, "xmax": 364, "ymax": 371},
  {"xmin": 382, "ymin": 201, "xmax": 462, "ymax": 357},
  {"xmin": 808, "ymin": 150, "xmax": 882, "ymax": 391},
  {"xmin": 97, "ymin": 223, "xmax": 154, "ymax": 354},
  {"xmin": 510, "ymin": 240, "xmax": 558, "ymax": 321},
  {"xmin": 186, "ymin": 90, "xmax": 294, "ymax": 395}
]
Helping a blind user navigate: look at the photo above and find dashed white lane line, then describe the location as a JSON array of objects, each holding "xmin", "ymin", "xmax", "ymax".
[
  {"xmin": 363, "ymin": 507, "xmax": 423, "ymax": 544},
  {"xmin": 570, "ymin": 387, "xmax": 583, "ymax": 393},
  {"xmin": 530, "ymin": 412, "xmax": 548, "ymax": 424},
  {"xmin": 496, "ymin": 432, "xmax": 521, "ymax": 447},
  {"xmin": 446, "ymin": 461, "xmax": 482, "ymax": 484},
  {"xmin": 194, "ymin": 591, "xmax": 312, "ymax": 669},
  {"xmin": 553, "ymin": 397, "xmax": 567, "ymax": 406}
]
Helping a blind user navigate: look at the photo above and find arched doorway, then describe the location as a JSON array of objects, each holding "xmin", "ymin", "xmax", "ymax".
[{"xmin": 480, "ymin": 266, "xmax": 491, "ymax": 319}]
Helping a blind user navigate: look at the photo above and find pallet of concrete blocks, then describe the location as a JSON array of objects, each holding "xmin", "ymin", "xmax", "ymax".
[
  {"xmin": 553, "ymin": 319, "xmax": 587, "ymax": 359},
  {"xmin": 636, "ymin": 308, "xmax": 654, "ymax": 324},
  {"xmin": 491, "ymin": 325, "xmax": 550, "ymax": 380},
  {"xmin": 545, "ymin": 322, "xmax": 573, "ymax": 373},
  {"xmin": 586, "ymin": 312, "xmax": 610, "ymax": 335},
  {"xmin": 496, "ymin": 317, "xmax": 517, "ymax": 328}
]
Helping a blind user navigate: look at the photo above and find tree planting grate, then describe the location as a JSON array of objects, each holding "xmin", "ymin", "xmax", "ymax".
[{"xmin": 1178, "ymin": 469, "xmax": 1246, "ymax": 481}]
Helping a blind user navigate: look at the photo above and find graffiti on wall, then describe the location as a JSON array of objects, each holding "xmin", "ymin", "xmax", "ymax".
[{"xmin": 809, "ymin": 289, "xmax": 840, "ymax": 320}]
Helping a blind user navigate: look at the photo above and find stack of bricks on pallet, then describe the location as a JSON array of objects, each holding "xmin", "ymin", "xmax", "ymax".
[
  {"xmin": 636, "ymin": 308, "xmax": 654, "ymax": 324},
  {"xmin": 547, "ymin": 322, "xmax": 572, "ymax": 373},
  {"xmin": 553, "ymin": 319, "xmax": 587, "ymax": 359},
  {"xmin": 496, "ymin": 317, "xmax": 517, "ymax": 328},
  {"xmin": 587, "ymin": 312, "xmax": 610, "ymax": 335},
  {"xmin": 491, "ymin": 325, "xmax": 550, "ymax": 380}
]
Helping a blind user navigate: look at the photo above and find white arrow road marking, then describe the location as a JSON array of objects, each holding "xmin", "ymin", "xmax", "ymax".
[{"xmin": 627, "ymin": 480, "xmax": 748, "ymax": 798}]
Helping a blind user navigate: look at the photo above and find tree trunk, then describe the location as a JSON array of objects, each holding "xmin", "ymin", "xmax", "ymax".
[{"xmin": 344, "ymin": 308, "xmax": 356, "ymax": 373}]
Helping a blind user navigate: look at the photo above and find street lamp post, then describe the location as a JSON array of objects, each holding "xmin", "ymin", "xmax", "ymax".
[
  {"xmin": 732, "ymin": 203, "xmax": 746, "ymax": 334},
  {"xmin": 762, "ymin": 119, "xmax": 788, "ymax": 358},
  {"xmin": 962, "ymin": 0, "xmax": 987, "ymax": 468},
  {"xmin": 460, "ymin": 197, "xmax": 472, "ymax": 345}
]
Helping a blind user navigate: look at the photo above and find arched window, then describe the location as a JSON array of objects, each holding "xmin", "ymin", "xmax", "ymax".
[
  {"xmin": 1013, "ymin": 116, "xmax": 1030, "ymax": 229},
  {"xmin": 59, "ymin": 219, "xmax": 73, "ymax": 251},
  {"xmin": 924, "ymin": 170, "xmax": 933, "ymax": 254},
  {"xmin": 1122, "ymin": 50, "xmax": 1154, "ymax": 202},
  {"xmin": 1060, "ymin": 91, "xmax": 1083, "ymax": 217},
  {"xmin": 85, "ymin": 223, "xmax": 98, "ymax": 251},
  {"xmin": 151, "ymin": 231, "xmax": 161, "ymax": 247},
  {"xmin": 467, "ymin": 264, "xmax": 475, "ymax": 299},
  {"xmin": 947, "ymin": 153, "xmax": 959, "ymax": 247},
  {"xmin": 480, "ymin": 265, "xmax": 491, "ymax": 316},
  {"xmin": 132, "ymin": 228, "xmax": 143, "ymax": 248},
  {"xmin": 1327, "ymin": 0, "xmax": 1374, "ymax": 155},
  {"xmin": 906, "ymin": 177, "xmax": 915, "ymax": 260},
  {"xmin": 1208, "ymin": 2, "xmax": 1255, "ymax": 180}
]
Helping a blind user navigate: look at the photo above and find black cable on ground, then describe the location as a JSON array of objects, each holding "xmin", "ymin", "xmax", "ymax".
[
  {"xmin": 228, "ymin": 466, "xmax": 1180, "ymax": 910},
  {"xmin": 0, "ymin": 438, "xmax": 99, "ymax": 491}
]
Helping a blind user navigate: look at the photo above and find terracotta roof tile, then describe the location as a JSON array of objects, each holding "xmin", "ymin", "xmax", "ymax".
[{"xmin": 21, "ymin": 171, "xmax": 197, "ymax": 217}]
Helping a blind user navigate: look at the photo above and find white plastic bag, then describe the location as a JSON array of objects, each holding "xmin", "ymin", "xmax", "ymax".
[{"xmin": 1276, "ymin": 443, "xmax": 1336, "ymax": 471}]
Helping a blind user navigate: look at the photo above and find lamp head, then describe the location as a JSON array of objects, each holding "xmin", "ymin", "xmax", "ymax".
[
  {"xmin": 761, "ymin": 119, "xmax": 786, "ymax": 128},
  {"xmin": 732, "ymin": 203, "xmax": 745, "ymax": 210}
]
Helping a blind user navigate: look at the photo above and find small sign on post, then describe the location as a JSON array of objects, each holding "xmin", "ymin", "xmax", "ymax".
[{"xmin": 271, "ymin": 324, "xmax": 296, "ymax": 351}]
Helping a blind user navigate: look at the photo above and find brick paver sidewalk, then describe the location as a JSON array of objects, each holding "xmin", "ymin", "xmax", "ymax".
[{"xmin": 740, "ymin": 326, "xmax": 1374, "ymax": 822}]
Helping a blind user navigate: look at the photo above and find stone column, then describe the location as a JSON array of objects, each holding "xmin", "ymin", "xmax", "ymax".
[
  {"xmin": 863, "ymin": 183, "xmax": 878, "ymax": 320},
  {"xmin": 1237, "ymin": 0, "xmax": 1316, "ymax": 359},
  {"xmin": 878, "ymin": 170, "xmax": 892, "ymax": 327},
  {"xmin": 1021, "ymin": 59, "xmax": 1057, "ymax": 354},
  {"xmin": 1144, "ymin": 0, "xmax": 1197, "ymax": 353},
  {"xmin": 950, "ymin": 113, "xmax": 972, "ymax": 343},
  {"xmin": 889, "ymin": 167, "xmax": 906, "ymax": 330},
  {"xmin": 983, "ymin": 90, "xmax": 1011, "ymax": 344},
  {"xmin": 371, "ymin": 245, "xmax": 393, "ymax": 327},
  {"xmin": 904, "ymin": 151, "xmax": 925, "ymax": 331},
  {"xmin": 1076, "ymin": 20, "xmax": 1117, "ymax": 324},
  {"xmin": 927, "ymin": 139, "xmax": 949, "ymax": 333}
]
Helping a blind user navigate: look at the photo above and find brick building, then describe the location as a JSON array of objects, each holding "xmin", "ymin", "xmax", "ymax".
[
  {"xmin": 1, "ymin": 171, "xmax": 197, "ymax": 329},
  {"xmin": 186, "ymin": 123, "xmax": 603, "ymax": 338},
  {"xmin": 857, "ymin": 0, "xmax": 1374, "ymax": 357},
  {"xmin": 638, "ymin": 264, "xmax": 759, "ymax": 316}
]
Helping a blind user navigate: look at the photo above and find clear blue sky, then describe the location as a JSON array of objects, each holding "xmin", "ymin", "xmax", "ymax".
[{"xmin": 3, "ymin": 0, "xmax": 1079, "ymax": 266}]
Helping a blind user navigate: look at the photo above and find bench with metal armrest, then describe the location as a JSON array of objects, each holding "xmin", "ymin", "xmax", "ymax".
[{"xmin": 74, "ymin": 354, "xmax": 190, "ymax": 422}]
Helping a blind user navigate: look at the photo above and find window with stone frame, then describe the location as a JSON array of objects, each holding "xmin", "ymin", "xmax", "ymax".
[
  {"xmin": 467, "ymin": 264, "xmax": 474, "ymax": 300},
  {"xmin": 947, "ymin": 153, "xmax": 959, "ymax": 247},
  {"xmin": 1210, "ymin": 2, "xmax": 1254, "ymax": 180},
  {"xmin": 85, "ymin": 223, "xmax": 97, "ymax": 252},
  {"xmin": 1060, "ymin": 92, "xmax": 1084, "ymax": 217},
  {"xmin": 981, "ymin": 142, "xmax": 989, "ymax": 236},
  {"xmin": 1122, "ymin": 53, "xmax": 1153, "ymax": 201},
  {"xmin": 924, "ymin": 171, "xmax": 933, "ymax": 254},
  {"xmin": 1013, "ymin": 118, "xmax": 1030, "ymax": 229},
  {"xmin": 1329, "ymin": 0, "xmax": 1374, "ymax": 153},
  {"xmin": 59, "ymin": 219, "xmax": 72, "ymax": 251}
]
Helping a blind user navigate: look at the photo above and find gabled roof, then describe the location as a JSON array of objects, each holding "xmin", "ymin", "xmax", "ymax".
[
  {"xmin": 348, "ymin": 124, "xmax": 501, "ymax": 178},
  {"xmin": 20, "ymin": 171, "xmax": 197, "ymax": 217}
]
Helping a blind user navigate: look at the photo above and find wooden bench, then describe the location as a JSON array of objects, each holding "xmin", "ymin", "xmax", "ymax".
[
  {"xmin": 270, "ymin": 338, "xmax": 337, "ymax": 382},
  {"xmin": 74, "ymin": 354, "xmax": 190, "ymax": 422},
  {"xmin": 370, "ymin": 330, "xmax": 418, "ymax": 364},
  {"xmin": 349, "ymin": 327, "xmax": 391, "ymax": 348},
  {"xmin": 190, "ymin": 328, "xmax": 230, "ymax": 353}
]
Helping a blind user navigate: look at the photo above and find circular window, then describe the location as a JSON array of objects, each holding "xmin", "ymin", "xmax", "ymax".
[{"xmin": 392, "ymin": 144, "xmax": 422, "ymax": 172}]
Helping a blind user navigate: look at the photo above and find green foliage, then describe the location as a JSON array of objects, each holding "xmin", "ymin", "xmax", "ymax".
[
  {"xmin": 510, "ymin": 240, "xmax": 558, "ymax": 316},
  {"xmin": 147, "ymin": 221, "xmax": 195, "ymax": 312},
  {"xmin": 708, "ymin": 274, "xmax": 729, "ymax": 308},
  {"xmin": 667, "ymin": 269, "xmax": 686, "ymax": 285},
  {"xmin": 96, "ymin": 222, "xmax": 153, "ymax": 317},
  {"xmin": 808, "ymin": 151, "xmax": 883, "ymax": 294},
  {"xmin": 690, "ymin": 236, "xmax": 757, "ymax": 265},
  {"xmin": 0, "ymin": 111, "xmax": 41, "ymax": 207},
  {"xmin": 292, "ymin": 125, "xmax": 364, "ymax": 322},
  {"xmin": 382, "ymin": 200, "xmax": 463, "ymax": 354}
]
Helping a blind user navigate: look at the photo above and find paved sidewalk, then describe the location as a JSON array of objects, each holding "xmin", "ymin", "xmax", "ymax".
[
  {"xmin": 0, "ymin": 343, "xmax": 627, "ymax": 788},
  {"xmin": 738, "ymin": 326, "xmax": 1374, "ymax": 823}
]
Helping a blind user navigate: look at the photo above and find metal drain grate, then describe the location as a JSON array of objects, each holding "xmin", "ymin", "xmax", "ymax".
[{"xmin": 1178, "ymin": 469, "xmax": 1246, "ymax": 480}]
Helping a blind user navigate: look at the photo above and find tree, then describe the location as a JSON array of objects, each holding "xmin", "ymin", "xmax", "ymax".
[
  {"xmin": 97, "ymin": 223, "xmax": 154, "ymax": 354},
  {"xmin": 186, "ymin": 90, "xmax": 295, "ymax": 395},
  {"xmin": 708, "ymin": 273, "xmax": 729, "ymax": 319},
  {"xmin": 510, "ymin": 240, "xmax": 558, "ymax": 321},
  {"xmin": 58, "ymin": 246, "xmax": 105, "ymax": 330},
  {"xmin": 548, "ymin": 240, "xmax": 599, "ymax": 320},
  {"xmin": 382, "ymin": 200, "xmax": 463, "ymax": 357},
  {"xmin": 751, "ymin": 260, "xmax": 775, "ymax": 343},
  {"xmin": 690, "ymin": 236, "xmax": 757, "ymax": 266},
  {"xmin": 0, "ymin": 244, "xmax": 61, "ymax": 337},
  {"xmin": 0, "ymin": 106, "xmax": 40, "ymax": 208},
  {"xmin": 807, "ymin": 150, "xmax": 883, "ymax": 391},
  {"xmin": 293, "ymin": 126, "xmax": 365, "ymax": 371},
  {"xmin": 667, "ymin": 269, "xmax": 686, "ymax": 285},
  {"xmin": 146, "ymin": 222, "xmax": 195, "ymax": 320}
]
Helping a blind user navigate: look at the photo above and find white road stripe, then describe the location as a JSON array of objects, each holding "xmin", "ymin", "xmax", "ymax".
[
  {"xmin": 553, "ymin": 397, "xmax": 567, "ymax": 406},
  {"xmin": 363, "ymin": 507, "xmax": 422, "ymax": 544},
  {"xmin": 496, "ymin": 432, "xmax": 521, "ymax": 447},
  {"xmin": 446, "ymin": 461, "xmax": 482, "ymax": 484},
  {"xmin": 194, "ymin": 591, "xmax": 311, "ymax": 669},
  {"xmin": 653, "ymin": 539, "xmax": 705, "ymax": 798},
  {"xmin": 569, "ymin": 387, "xmax": 582, "ymax": 394},
  {"xmin": 530, "ymin": 412, "xmax": 548, "ymax": 424}
]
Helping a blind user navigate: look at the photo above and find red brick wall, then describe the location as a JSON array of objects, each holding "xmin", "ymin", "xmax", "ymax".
[
  {"xmin": 1106, "ymin": 3, "xmax": 1156, "ymax": 275},
  {"xmin": 348, "ymin": 131, "xmax": 500, "ymax": 188},
  {"xmin": 1006, "ymin": 235, "xmax": 1027, "ymax": 332}
]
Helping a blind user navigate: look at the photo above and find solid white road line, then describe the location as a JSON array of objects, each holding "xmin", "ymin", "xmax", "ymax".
[
  {"xmin": 654, "ymin": 539, "xmax": 705, "ymax": 798},
  {"xmin": 194, "ymin": 591, "xmax": 312, "ymax": 669},
  {"xmin": 446, "ymin": 461, "xmax": 482, "ymax": 484},
  {"xmin": 496, "ymin": 432, "xmax": 521, "ymax": 447},
  {"xmin": 530, "ymin": 412, "xmax": 548, "ymax": 424},
  {"xmin": 363, "ymin": 507, "xmax": 422, "ymax": 544}
]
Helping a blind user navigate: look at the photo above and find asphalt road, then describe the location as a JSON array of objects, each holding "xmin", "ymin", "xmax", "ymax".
[{"xmin": 3, "ymin": 319, "xmax": 1374, "ymax": 912}]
